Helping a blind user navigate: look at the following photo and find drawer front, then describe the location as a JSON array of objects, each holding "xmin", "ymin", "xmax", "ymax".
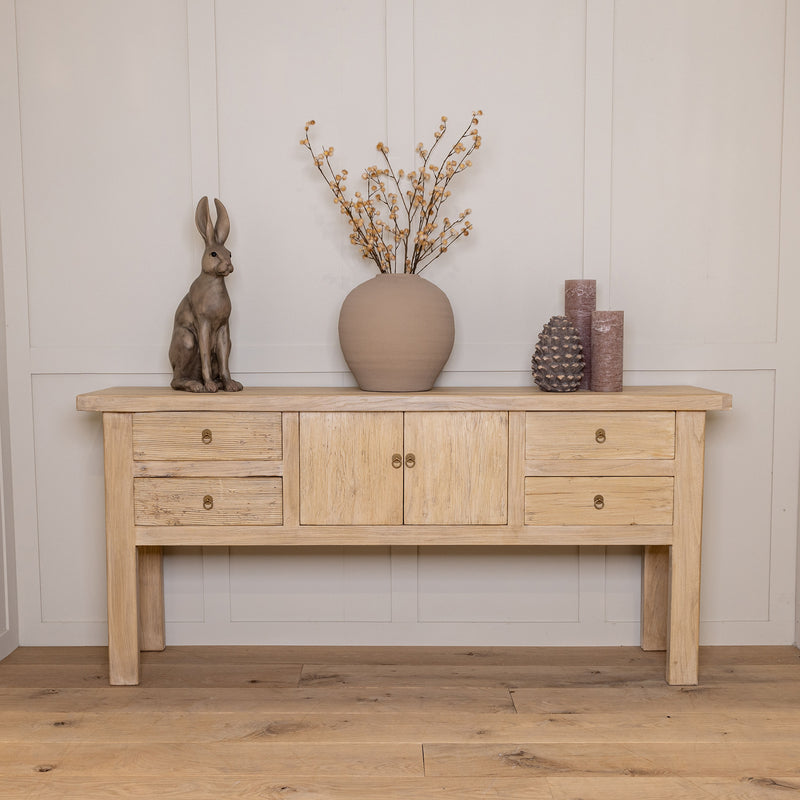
[
  {"xmin": 134, "ymin": 477, "xmax": 282, "ymax": 525},
  {"xmin": 526, "ymin": 411, "xmax": 675, "ymax": 459},
  {"xmin": 132, "ymin": 412, "xmax": 282, "ymax": 461},
  {"xmin": 524, "ymin": 477, "xmax": 674, "ymax": 525}
]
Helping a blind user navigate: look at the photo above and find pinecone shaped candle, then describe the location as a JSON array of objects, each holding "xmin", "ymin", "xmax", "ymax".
[{"xmin": 531, "ymin": 315, "xmax": 585, "ymax": 392}]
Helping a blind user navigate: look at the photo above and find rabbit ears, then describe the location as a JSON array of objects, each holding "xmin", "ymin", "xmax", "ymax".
[{"xmin": 195, "ymin": 196, "xmax": 230, "ymax": 245}]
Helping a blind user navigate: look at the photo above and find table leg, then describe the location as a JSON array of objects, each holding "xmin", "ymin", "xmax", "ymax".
[
  {"xmin": 138, "ymin": 546, "xmax": 166, "ymax": 651},
  {"xmin": 641, "ymin": 544, "xmax": 669, "ymax": 651},
  {"xmin": 103, "ymin": 412, "xmax": 140, "ymax": 685},
  {"xmin": 667, "ymin": 411, "xmax": 706, "ymax": 685}
]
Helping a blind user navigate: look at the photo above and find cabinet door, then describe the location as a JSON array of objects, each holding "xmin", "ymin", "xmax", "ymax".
[
  {"xmin": 299, "ymin": 412, "xmax": 403, "ymax": 525},
  {"xmin": 403, "ymin": 411, "xmax": 508, "ymax": 525}
]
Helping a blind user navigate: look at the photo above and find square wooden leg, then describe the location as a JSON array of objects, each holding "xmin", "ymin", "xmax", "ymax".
[
  {"xmin": 666, "ymin": 411, "xmax": 706, "ymax": 686},
  {"xmin": 103, "ymin": 412, "xmax": 140, "ymax": 685},
  {"xmin": 138, "ymin": 546, "xmax": 166, "ymax": 652},
  {"xmin": 641, "ymin": 544, "xmax": 669, "ymax": 651}
]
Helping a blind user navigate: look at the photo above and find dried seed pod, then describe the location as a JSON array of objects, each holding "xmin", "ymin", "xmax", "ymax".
[{"xmin": 531, "ymin": 315, "xmax": 585, "ymax": 392}]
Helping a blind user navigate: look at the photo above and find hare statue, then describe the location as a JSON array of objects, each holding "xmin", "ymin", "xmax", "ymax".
[{"xmin": 169, "ymin": 197, "xmax": 243, "ymax": 392}]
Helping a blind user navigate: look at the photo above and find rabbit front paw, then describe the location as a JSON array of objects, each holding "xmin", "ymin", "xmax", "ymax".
[
  {"xmin": 222, "ymin": 378, "xmax": 243, "ymax": 392},
  {"xmin": 204, "ymin": 380, "xmax": 219, "ymax": 393}
]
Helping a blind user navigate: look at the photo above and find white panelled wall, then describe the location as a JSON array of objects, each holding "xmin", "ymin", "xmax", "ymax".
[{"xmin": 0, "ymin": 0, "xmax": 798, "ymax": 652}]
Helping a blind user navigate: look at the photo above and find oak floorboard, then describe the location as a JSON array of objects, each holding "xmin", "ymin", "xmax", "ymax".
[
  {"xmin": 423, "ymin": 742, "xmax": 800, "ymax": 778},
  {"xmin": 4, "ymin": 644, "xmax": 796, "ymax": 667},
  {"xmin": 696, "ymin": 646, "xmax": 800, "ymax": 666},
  {"xmin": 0, "ymin": 776, "xmax": 555, "ymax": 800},
  {"xmin": 547, "ymin": 777, "xmax": 717, "ymax": 799},
  {"xmin": 0, "ymin": 742, "xmax": 423, "ymax": 778},
  {"xmin": 298, "ymin": 662, "xmax": 800, "ymax": 689},
  {"xmin": 0, "ymin": 647, "xmax": 110, "ymax": 665},
  {"xmin": 546, "ymin": 776, "xmax": 800, "ymax": 799},
  {"xmin": 0, "ymin": 663, "xmax": 303, "ymax": 688},
  {"xmin": 298, "ymin": 663, "xmax": 667, "ymax": 688},
  {"xmin": 0, "ymin": 644, "xmax": 658, "ymax": 666},
  {"xmin": 136, "ymin": 644, "xmax": 661, "ymax": 668},
  {"xmin": 511, "ymin": 682, "xmax": 800, "ymax": 713},
  {"xmin": 2, "ymin": 710, "xmax": 800, "ymax": 745},
  {"xmin": 149, "ymin": 644, "xmax": 797, "ymax": 666},
  {"xmin": 7, "ymin": 776, "xmax": 799, "ymax": 800},
  {"xmin": 0, "ymin": 686, "xmax": 516, "ymax": 714},
  {"xmin": 694, "ymin": 777, "xmax": 800, "ymax": 798}
]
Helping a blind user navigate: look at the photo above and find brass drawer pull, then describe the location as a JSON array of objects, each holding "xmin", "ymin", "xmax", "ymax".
[
  {"xmin": 203, "ymin": 495, "xmax": 214, "ymax": 510},
  {"xmin": 391, "ymin": 454, "xmax": 403, "ymax": 469},
  {"xmin": 594, "ymin": 494, "xmax": 605, "ymax": 510},
  {"xmin": 201, "ymin": 429, "xmax": 213, "ymax": 445},
  {"xmin": 405, "ymin": 453, "xmax": 416, "ymax": 468},
  {"xmin": 595, "ymin": 428, "xmax": 606, "ymax": 444}
]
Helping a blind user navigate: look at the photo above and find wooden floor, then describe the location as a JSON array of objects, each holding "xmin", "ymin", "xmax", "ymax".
[{"xmin": 0, "ymin": 646, "xmax": 798, "ymax": 798}]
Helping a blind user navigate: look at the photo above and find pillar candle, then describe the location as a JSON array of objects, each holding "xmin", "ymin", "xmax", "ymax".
[
  {"xmin": 590, "ymin": 310, "xmax": 624, "ymax": 392},
  {"xmin": 564, "ymin": 279, "xmax": 596, "ymax": 390}
]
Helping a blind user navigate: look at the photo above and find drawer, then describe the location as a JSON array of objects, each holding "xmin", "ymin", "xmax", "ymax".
[
  {"xmin": 134, "ymin": 477, "xmax": 283, "ymax": 525},
  {"xmin": 132, "ymin": 412, "xmax": 282, "ymax": 461},
  {"xmin": 526, "ymin": 412, "xmax": 674, "ymax": 460},
  {"xmin": 524, "ymin": 477, "xmax": 674, "ymax": 525}
]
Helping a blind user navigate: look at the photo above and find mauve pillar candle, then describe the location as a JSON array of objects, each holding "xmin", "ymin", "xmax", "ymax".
[
  {"xmin": 590, "ymin": 310, "xmax": 624, "ymax": 392},
  {"xmin": 564, "ymin": 279, "xmax": 596, "ymax": 390}
]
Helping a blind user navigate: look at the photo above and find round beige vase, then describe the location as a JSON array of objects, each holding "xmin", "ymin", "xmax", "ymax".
[{"xmin": 338, "ymin": 273, "xmax": 455, "ymax": 391}]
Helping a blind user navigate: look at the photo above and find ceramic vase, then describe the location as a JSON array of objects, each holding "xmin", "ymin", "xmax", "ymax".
[{"xmin": 338, "ymin": 273, "xmax": 455, "ymax": 391}]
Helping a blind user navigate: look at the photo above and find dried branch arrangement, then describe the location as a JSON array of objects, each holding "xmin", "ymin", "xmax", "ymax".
[{"xmin": 300, "ymin": 111, "xmax": 482, "ymax": 274}]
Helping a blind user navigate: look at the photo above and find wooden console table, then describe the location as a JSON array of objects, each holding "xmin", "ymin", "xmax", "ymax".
[{"xmin": 76, "ymin": 385, "xmax": 731, "ymax": 686}]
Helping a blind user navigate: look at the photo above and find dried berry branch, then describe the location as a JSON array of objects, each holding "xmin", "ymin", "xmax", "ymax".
[{"xmin": 300, "ymin": 111, "xmax": 482, "ymax": 274}]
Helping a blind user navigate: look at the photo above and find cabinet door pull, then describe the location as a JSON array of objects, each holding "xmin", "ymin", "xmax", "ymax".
[
  {"xmin": 595, "ymin": 428, "xmax": 606, "ymax": 444},
  {"xmin": 405, "ymin": 453, "xmax": 416, "ymax": 468},
  {"xmin": 593, "ymin": 494, "xmax": 605, "ymax": 510},
  {"xmin": 391, "ymin": 454, "xmax": 402, "ymax": 469},
  {"xmin": 203, "ymin": 495, "xmax": 214, "ymax": 510},
  {"xmin": 201, "ymin": 429, "xmax": 213, "ymax": 444}
]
